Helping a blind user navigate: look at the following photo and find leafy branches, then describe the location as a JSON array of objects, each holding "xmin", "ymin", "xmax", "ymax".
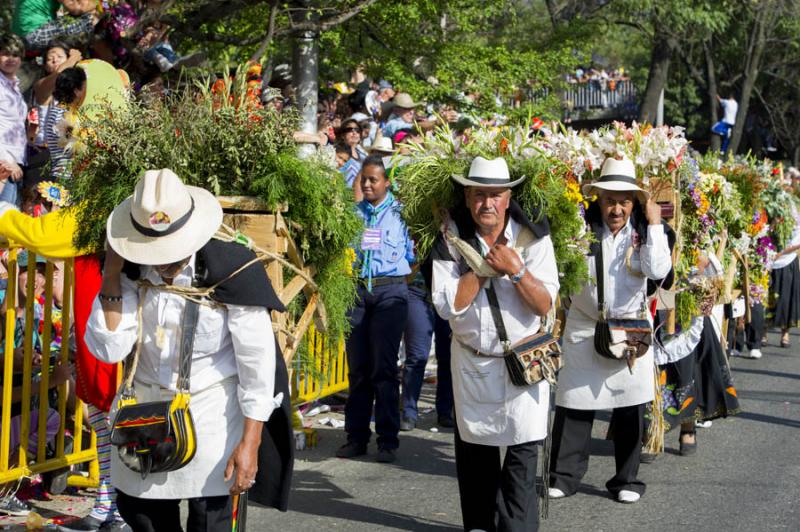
[{"xmin": 68, "ymin": 74, "xmax": 361, "ymax": 338}]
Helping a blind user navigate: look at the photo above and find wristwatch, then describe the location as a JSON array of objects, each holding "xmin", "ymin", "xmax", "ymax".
[{"xmin": 510, "ymin": 264, "xmax": 526, "ymax": 284}]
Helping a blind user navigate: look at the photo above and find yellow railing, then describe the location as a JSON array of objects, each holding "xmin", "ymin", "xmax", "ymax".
[
  {"xmin": 293, "ymin": 323, "xmax": 349, "ymax": 405},
  {"xmin": 0, "ymin": 250, "xmax": 98, "ymax": 487}
]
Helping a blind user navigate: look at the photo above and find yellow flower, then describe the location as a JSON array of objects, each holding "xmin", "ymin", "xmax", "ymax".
[
  {"xmin": 344, "ymin": 248, "xmax": 357, "ymax": 276},
  {"xmin": 697, "ymin": 192, "xmax": 710, "ymax": 215},
  {"xmin": 564, "ymin": 181, "xmax": 584, "ymax": 205}
]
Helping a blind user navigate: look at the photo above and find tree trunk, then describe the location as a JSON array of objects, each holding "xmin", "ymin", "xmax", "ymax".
[
  {"xmin": 639, "ymin": 31, "xmax": 677, "ymax": 124},
  {"xmin": 703, "ymin": 41, "xmax": 721, "ymax": 153},
  {"xmin": 291, "ymin": 3, "xmax": 320, "ymax": 159},
  {"xmin": 728, "ymin": 9, "xmax": 771, "ymax": 155}
]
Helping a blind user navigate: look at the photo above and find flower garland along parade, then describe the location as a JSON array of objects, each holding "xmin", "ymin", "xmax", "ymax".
[
  {"xmin": 716, "ymin": 158, "xmax": 776, "ymax": 310},
  {"xmin": 671, "ymin": 160, "xmax": 746, "ymax": 328}
]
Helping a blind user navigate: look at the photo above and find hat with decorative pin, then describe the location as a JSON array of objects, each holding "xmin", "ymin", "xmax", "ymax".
[{"xmin": 106, "ymin": 169, "xmax": 223, "ymax": 265}]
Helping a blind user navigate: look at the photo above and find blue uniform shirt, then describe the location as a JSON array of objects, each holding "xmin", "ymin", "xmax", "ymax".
[{"xmin": 355, "ymin": 192, "xmax": 414, "ymax": 281}]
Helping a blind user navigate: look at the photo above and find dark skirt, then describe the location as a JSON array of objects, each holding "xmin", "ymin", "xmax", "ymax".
[
  {"xmin": 769, "ymin": 256, "xmax": 800, "ymax": 329},
  {"xmin": 656, "ymin": 316, "xmax": 740, "ymax": 431}
]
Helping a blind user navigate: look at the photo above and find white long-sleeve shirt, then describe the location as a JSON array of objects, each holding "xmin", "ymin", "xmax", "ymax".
[
  {"xmin": 572, "ymin": 221, "xmax": 672, "ymax": 321},
  {"xmin": 84, "ymin": 255, "xmax": 280, "ymax": 422},
  {"xmin": 654, "ymin": 316, "xmax": 704, "ymax": 365}
]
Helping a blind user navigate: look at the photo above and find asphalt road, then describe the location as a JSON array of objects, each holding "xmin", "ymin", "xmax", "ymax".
[{"xmin": 250, "ymin": 329, "xmax": 800, "ymax": 531}]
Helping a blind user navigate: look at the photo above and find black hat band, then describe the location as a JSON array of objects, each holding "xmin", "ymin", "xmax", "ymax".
[{"xmin": 130, "ymin": 198, "xmax": 195, "ymax": 238}]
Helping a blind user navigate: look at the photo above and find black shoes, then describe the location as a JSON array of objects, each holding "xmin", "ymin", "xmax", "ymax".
[
  {"xmin": 335, "ymin": 442, "xmax": 367, "ymax": 459},
  {"xmin": 376, "ymin": 448, "xmax": 397, "ymax": 463},
  {"xmin": 336, "ymin": 441, "xmax": 397, "ymax": 463},
  {"xmin": 437, "ymin": 415, "xmax": 455, "ymax": 428},
  {"xmin": 399, "ymin": 417, "xmax": 416, "ymax": 431}
]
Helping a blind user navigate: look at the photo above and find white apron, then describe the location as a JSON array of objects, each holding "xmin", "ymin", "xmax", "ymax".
[
  {"xmin": 451, "ymin": 340, "xmax": 550, "ymax": 446},
  {"xmin": 109, "ymin": 376, "xmax": 243, "ymax": 499},
  {"xmin": 556, "ymin": 291, "xmax": 655, "ymax": 410}
]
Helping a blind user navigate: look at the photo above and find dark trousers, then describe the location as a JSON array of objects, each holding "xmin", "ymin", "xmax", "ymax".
[
  {"xmin": 549, "ymin": 404, "xmax": 646, "ymax": 496},
  {"xmin": 345, "ymin": 282, "xmax": 408, "ymax": 449},
  {"xmin": 454, "ymin": 427, "xmax": 539, "ymax": 532},
  {"xmin": 116, "ymin": 491, "xmax": 231, "ymax": 532},
  {"xmin": 728, "ymin": 303, "xmax": 765, "ymax": 351},
  {"xmin": 401, "ymin": 284, "xmax": 454, "ymax": 421}
]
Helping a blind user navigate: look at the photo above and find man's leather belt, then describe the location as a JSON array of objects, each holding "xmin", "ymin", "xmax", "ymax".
[
  {"xmin": 457, "ymin": 339, "xmax": 505, "ymax": 358},
  {"xmin": 362, "ymin": 276, "xmax": 406, "ymax": 287}
]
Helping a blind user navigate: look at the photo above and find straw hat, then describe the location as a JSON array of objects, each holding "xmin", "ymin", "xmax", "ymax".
[
  {"xmin": 393, "ymin": 92, "xmax": 421, "ymax": 109},
  {"xmin": 106, "ymin": 169, "xmax": 223, "ymax": 265},
  {"xmin": 582, "ymin": 156, "xmax": 649, "ymax": 204},
  {"xmin": 369, "ymin": 136, "xmax": 394, "ymax": 155},
  {"xmin": 451, "ymin": 157, "xmax": 526, "ymax": 188}
]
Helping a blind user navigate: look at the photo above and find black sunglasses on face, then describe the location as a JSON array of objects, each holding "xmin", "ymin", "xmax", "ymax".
[{"xmin": 344, "ymin": 127, "xmax": 362, "ymax": 133}]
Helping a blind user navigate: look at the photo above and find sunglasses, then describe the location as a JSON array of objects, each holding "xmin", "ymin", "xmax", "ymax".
[{"xmin": 344, "ymin": 127, "xmax": 362, "ymax": 133}]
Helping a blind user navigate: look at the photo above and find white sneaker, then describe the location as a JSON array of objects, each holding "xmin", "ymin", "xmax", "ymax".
[
  {"xmin": 617, "ymin": 490, "xmax": 641, "ymax": 503},
  {"xmin": 548, "ymin": 487, "xmax": 566, "ymax": 499},
  {"xmin": 695, "ymin": 419, "xmax": 712, "ymax": 429},
  {"xmin": 729, "ymin": 349, "xmax": 743, "ymax": 357},
  {"xmin": 746, "ymin": 348, "xmax": 763, "ymax": 359}
]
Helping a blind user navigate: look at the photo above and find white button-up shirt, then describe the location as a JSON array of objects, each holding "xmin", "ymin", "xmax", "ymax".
[
  {"xmin": 0, "ymin": 73, "xmax": 27, "ymax": 165},
  {"xmin": 433, "ymin": 217, "xmax": 560, "ymax": 445},
  {"xmin": 84, "ymin": 255, "xmax": 279, "ymax": 422},
  {"xmin": 573, "ymin": 222, "xmax": 672, "ymax": 321}
]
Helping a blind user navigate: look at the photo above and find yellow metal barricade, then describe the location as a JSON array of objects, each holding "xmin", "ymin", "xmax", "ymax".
[
  {"xmin": 293, "ymin": 323, "xmax": 349, "ymax": 405},
  {"xmin": 0, "ymin": 250, "xmax": 98, "ymax": 487}
]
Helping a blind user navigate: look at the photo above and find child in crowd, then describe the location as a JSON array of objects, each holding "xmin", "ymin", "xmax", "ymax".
[{"xmin": 12, "ymin": 0, "xmax": 98, "ymax": 51}]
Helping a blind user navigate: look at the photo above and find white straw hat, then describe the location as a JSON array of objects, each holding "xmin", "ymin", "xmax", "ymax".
[
  {"xmin": 393, "ymin": 92, "xmax": 421, "ymax": 109},
  {"xmin": 106, "ymin": 169, "xmax": 223, "ymax": 265},
  {"xmin": 451, "ymin": 156, "xmax": 526, "ymax": 188},
  {"xmin": 582, "ymin": 156, "xmax": 649, "ymax": 203},
  {"xmin": 369, "ymin": 136, "xmax": 394, "ymax": 154}
]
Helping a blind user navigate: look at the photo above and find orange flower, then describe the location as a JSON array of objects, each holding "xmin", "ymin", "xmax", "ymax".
[{"xmin": 499, "ymin": 138, "xmax": 509, "ymax": 154}]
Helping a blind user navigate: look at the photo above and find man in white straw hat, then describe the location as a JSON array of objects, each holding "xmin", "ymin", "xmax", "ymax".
[
  {"xmin": 548, "ymin": 156, "xmax": 671, "ymax": 505},
  {"xmin": 382, "ymin": 92, "xmax": 422, "ymax": 139},
  {"xmin": 84, "ymin": 169, "xmax": 294, "ymax": 531},
  {"xmin": 431, "ymin": 156, "xmax": 559, "ymax": 531}
]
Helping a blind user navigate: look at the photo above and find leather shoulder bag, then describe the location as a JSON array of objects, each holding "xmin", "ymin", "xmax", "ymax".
[
  {"xmin": 485, "ymin": 280, "xmax": 562, "ymax": 386},
  {"xmin": 110, "ymin": 291, "xmax": 200, "ymax": 479},
  {"xmin": 593, "ymin": 242, "xmax": 652, "ymax": 372}
]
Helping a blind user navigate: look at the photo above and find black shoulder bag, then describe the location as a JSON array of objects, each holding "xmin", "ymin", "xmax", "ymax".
[
  {"xmin": 485, "ymin": 280, "xmax": 562, "ymax": 386},
  {"xmin": 110, "ymin": 293, "xmax": 200, "ymax": 479},
  {"xmin": 593, "ymin": 243, "xmax": 653, "ymax": 372}
]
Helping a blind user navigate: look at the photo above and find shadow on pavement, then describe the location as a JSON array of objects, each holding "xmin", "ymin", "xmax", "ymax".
[
  {"xmin": 736, "ymin": 411, "xmax": 800, "ymax": 429},
  {"xmin": 285, "ymin": 469, "xmax": 461, "ymax": 531},
  {"xmin": 732, "ymin": 367, "xmax": 800, "ymax": 381},
  {"xmin": 736, "ymin": 389, "xmax": 800, "ymax": 404}
]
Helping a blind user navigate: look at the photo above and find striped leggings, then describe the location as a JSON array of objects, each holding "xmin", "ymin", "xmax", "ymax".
[{"xmin": 88, "ymin": 404, "xmax": 119, "ymax": 522}]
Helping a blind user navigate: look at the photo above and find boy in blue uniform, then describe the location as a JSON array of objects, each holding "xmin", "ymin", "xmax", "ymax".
[{"xmin": 337, "ymin": 155, "xmax": 414, "ymax": 464}]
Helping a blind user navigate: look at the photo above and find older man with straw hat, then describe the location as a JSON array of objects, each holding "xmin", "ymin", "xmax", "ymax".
[{"xmin": 431, "ymin": 156, "xmax": 559, "ymax": 531}]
